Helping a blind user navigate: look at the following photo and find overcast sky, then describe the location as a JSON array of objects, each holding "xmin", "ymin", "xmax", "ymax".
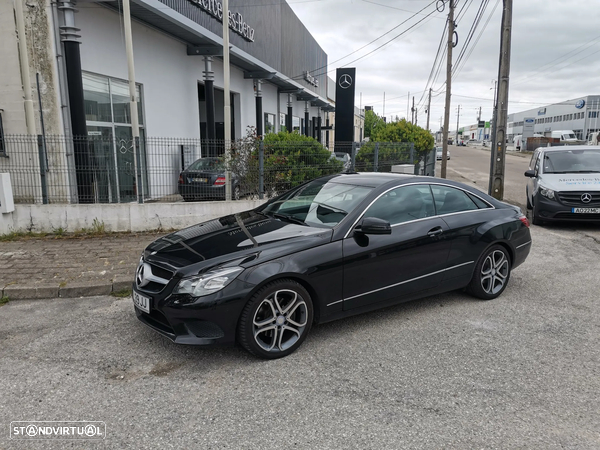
[{"xmin": 288, "ymin": 0, "xmax": 600, "ymax": 132}]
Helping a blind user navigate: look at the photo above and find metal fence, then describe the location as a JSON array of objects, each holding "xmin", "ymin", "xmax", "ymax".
[{"xmin": 0, "ymin": 134, "xmax": 417, "ymax": 204}]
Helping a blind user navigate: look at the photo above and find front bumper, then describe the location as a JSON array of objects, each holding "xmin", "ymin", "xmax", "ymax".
[
  {"xmin": 535, "ymin": 194, "xmax": 600, "ymax": 222},
  {"xmin": 132, "ymin": 278, "xmax": 255, "ymax": 346}
]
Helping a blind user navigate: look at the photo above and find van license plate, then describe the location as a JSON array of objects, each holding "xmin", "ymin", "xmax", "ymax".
[
  {"xmin": 572, "ymin": 208, "xmax": 600, "ymax": 213},
  {"xmin": 133, "ymin": 291, "xmax": 150, "ymax": 313}
]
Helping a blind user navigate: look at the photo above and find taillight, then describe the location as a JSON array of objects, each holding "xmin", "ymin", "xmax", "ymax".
[
  {"xmin": 178, "ymin": 174, "xmax": 184, "ymax": 184},
  {"xmin": 214, "ymin": 176, "xmax": 226, "ymax": 186},
  {"xmin": 519, "ymin": 214, "xmax": 530, "ymax": 228}
]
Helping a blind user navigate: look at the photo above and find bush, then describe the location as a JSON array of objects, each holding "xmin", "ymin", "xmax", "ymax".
[{"xmin": 229, "ymin": 130, "xmax": 342, "ymax": 197}]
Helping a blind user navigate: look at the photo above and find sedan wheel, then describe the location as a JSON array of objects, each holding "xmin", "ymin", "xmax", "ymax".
[
  {"xmin": 238, "ymin": 280, "xmax": 313, "ymax": 359},
  {"xmin": 468, "ymin": 245, "xmax": 511, "ymax": 300}
]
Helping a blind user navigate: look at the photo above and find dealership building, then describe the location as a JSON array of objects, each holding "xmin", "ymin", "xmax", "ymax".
[
  {"xmin": 1, "ymin": 0, "xmax": 342, "ymax": 203},
  {"xmin": 507, "ymin": 95, "xmax": 600, "ymax": 141}
]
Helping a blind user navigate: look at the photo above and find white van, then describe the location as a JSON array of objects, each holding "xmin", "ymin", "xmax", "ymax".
[{"xmin": 550, "ymin": 130, "xmax": 578, "ymax": 143}]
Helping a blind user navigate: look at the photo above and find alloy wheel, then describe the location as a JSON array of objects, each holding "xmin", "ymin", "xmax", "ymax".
[
  {"xmin": 252, "ymin": 289, "xmax": 308, "ymax": 352},
  {"xmin": 480, "ymin": 250, "xmax": 509, "ymax": 295}
]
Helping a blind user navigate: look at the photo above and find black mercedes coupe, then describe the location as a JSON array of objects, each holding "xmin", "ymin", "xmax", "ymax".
[{"xmin": 133, "ymin": 173, "xmax": 532, "ymax": 359}]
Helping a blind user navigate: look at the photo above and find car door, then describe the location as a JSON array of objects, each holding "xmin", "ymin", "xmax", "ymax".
[
  {"xmin": 431, "ymin": 184, "xmax": 494, "ymax": 284},
  {"xmin": 342, "ymin": 184, "xmax": 452, "ymax": 311}
]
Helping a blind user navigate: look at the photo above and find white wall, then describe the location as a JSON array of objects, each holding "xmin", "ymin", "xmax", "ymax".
[{"xmin": 0, "ymin": 200, "xmax": 267, "ymax": 235}]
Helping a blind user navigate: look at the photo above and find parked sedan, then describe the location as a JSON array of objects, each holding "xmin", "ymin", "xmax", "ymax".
[
  {"xmin": 178, "ymin": 157, "xmax": 241, "ymax": 201},
  {"xmin": 133, "ymin": 173, "xmax": 532, "ymax": 359},
  {"xmin": 525, "ymin": 145, "xmax": 600, "ymax": 224}
]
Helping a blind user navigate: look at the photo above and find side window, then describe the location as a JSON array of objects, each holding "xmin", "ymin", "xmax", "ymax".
[
  {"xmin": 364, "ymin": 185, "xmax": 434, "ymax": 225},
  {"xmin": 431, "ymin": 185, "xmax": 479, "ymax": 215},
  {"xmin": 466, "ymin": 192, "xmax": 492, "ymax": 209}
]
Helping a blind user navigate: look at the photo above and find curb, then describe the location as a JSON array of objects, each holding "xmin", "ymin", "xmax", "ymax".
[{"xmin": 2, "ymin": 278, "xmax": 133, "ymax": 301}]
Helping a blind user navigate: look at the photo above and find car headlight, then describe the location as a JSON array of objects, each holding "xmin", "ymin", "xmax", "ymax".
[
  {"xmin": 173, "ymin": 267, "xmax": 244, "ymax": 297},
  {"xmin": 539, "ymin": 185, "xmax": 555, "ymax": 200}
]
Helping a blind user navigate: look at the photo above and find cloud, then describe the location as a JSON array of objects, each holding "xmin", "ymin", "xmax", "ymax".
[{"xmin": 289, "ymin": 0, "xmax": 600, "ymax": 129}]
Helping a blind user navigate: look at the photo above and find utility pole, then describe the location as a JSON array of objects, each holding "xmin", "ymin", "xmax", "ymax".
[
  {"xmin": 383, "ymin": 91, "xmax": 386, "ymax": 121},
  {"xmin": 411, "ymin": 96, "xmax": 415, "ymax": 124},
  {"xmin": 477, "ymin": 106, "xmax": 482, "ymax": 121},
  {"xmin": 441, "ymin": 0, "xmax": 455, "ymax": 178},
  {"xmin": 455, "ymin": 104, "xmax": 461, "ymax": 144},
  {"xmin": 488, "ymin": 79, "xmax": 498, "ymax": 195},
  {"xmin": 490, "ymin": 0, "xmax": 512, "ymax": 200},
  {"xmin": 407, "ymin": 92, "xmax": 410, "ymax": 122},
  {"xmin": 426, "ymin": 88, "xmax": 432, "ymax": 132}
]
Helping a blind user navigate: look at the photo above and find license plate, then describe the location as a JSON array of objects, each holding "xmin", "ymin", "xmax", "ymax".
[
  {"xmin": 572, "ymin": 208, "xmax": 600, "ymax": 213},
  {"xmin": 133, "ymin": 291, "xmax": 150, "ymax": 313},
  {"xmin": 191, "ymin": 177, "xmax": 208, "ymax": 183}
]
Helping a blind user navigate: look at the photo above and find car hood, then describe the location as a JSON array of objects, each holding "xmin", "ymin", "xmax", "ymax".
[
  {"xmin": 539, "ymin": 174, "xmax": 600, "ymax": 191},
  {"xmin": 143, "ymin": 210, "xmax": 332, "ymax": 274}
]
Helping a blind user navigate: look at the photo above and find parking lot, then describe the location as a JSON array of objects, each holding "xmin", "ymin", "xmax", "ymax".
[{"xmin": 1, "ymin": 221, "xmax": 599, "ymax": 449}]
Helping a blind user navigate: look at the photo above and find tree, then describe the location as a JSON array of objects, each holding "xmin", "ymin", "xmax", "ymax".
[{"xmin": 364, "ymin": 110, "xmax": 384, "ymax": 139}]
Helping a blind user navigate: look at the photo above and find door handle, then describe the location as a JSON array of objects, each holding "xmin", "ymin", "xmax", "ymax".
[{"xmin": 427, "ymin": 227, "xmax": 443, "ymax": 237}]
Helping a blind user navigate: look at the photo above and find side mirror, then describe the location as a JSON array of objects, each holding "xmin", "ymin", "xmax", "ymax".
[
  {"xmin": 524, "ymin": 169, "xmax": 536, "ymax": 178},
  {"xmin": 355, "ymin": 217, "xmax": 391, "ymax": 235}
]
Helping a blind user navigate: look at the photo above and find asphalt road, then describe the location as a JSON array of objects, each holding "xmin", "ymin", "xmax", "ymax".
[
  {"xmin": 1, "ymin": 155, "xmax": 600, "ymax": 449},
  {"xmin": 440, "ymin": 144, "xmax": 531, "ymax": 211},
  {"xmin": 1, "ymin": 227, "xmax": 599, "ymax": 449}
]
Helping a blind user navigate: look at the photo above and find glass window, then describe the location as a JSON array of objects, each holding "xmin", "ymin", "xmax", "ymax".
[
  {"xmin": 431, "ymin": 185, "xmax": 479, "ymax": 215},
  {"xmin": 364, "ymin": 185, "xmax": 434, "ymax": 225},
  {"xmin": 261, "ymin": 178, "xmax": 373, "ymax": 228},
  {"xmin": 264, "ymin": 113, "xmax": 275, "ymax": 134},
  {"xmin": 83, "ymin": 73, "xmax": 112, "ymax": 122}
]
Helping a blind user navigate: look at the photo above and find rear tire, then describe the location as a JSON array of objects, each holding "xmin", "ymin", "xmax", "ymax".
[
  {"xmin": 237, "ymin": 279, "xmax": 313, "ymax": 359},
  {"xmin": 467, "ymin": 245, "xmax": 512, "ymax": 300}
]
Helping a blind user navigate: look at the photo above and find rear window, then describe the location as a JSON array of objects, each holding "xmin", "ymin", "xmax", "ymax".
[{"xmin": 187, "ymin": 158, "xmax": 224, "ymax": 171}]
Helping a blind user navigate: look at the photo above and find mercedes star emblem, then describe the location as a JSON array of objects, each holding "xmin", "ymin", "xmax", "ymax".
[
  {"xmin": 136, "ymin": 263, "xmax": 150, "ymax": 287},
  {"xmin": 339, "ymin": 74, "xmax": 353, "ymax": 89},
  {"xmin": 581, "ymin": 193, "xmax": 592, "ymax": 203}
]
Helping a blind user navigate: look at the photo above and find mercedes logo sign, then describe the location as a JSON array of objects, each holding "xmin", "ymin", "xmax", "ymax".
[
  {"xmin": 339, "ymin": 73, "xmax": 353, "ymax": 89},
  {"xmin": 581, "ymin": 193, "xmax": 592, "ymax": 203}
]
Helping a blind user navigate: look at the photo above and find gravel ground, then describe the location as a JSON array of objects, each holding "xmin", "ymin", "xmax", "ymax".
[{"xmin": 1, "ymin": 224, "xmax": 599, "ymax": 449}]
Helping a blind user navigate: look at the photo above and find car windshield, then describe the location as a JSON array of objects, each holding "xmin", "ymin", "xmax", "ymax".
[
  {"xmin": 543, "ymin": 149, "xmax": 600, "ymax": 173},
  {"xmin": 187, "ymin": 158, "xmax": 224, "ymax": 171},
  {"xmin": 260, "ymin": 178, "xmax": 373, "ymax": 228}
]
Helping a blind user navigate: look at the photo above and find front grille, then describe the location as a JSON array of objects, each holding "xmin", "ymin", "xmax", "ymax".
[
  {"xmin": 557, "ymin": 191, "xmax": 600, "ymax": 207},
  {"xmin": 136, "ymin": 261, "xmax": 173, "ymax": 293},
  {"xmin": 186, "ymin": 321, "xmax": 225, "ymax": 339},
  {"xmin": 554, "ymin": 212, "xmax": 600, "ymax": 220}
]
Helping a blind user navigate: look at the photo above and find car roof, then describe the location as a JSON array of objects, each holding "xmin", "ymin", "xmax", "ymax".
[{"xmin": 536, "ymin": 145, "xmax": 600, "ymax": 153}]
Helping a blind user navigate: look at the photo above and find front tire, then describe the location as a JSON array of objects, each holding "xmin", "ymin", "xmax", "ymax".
[
  {"xmin": 467, "ymin": 245, "xmax": 512, "ymax": 300},
  {"xmin": 237, "ymin": 280, "xmax": 313, "ymax": 359}
]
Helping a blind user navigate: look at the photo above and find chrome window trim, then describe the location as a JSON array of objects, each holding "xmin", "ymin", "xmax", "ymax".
[
  {"xmin": 326, "ymin": 261, "xmax": 475, "ymax": 306},
  {"xmin": 344, "ymin": 182, "xmax": 495, "ymax": 239},
  {"xmin": 516, "ymin": 240, "xmax": 532, "ymax": 249}
]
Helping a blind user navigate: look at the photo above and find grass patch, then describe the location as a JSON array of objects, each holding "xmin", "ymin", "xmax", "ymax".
[
  {"xmin": 111, "ymin": 289, "xmax": 132, "ymax": 298},
  {"xmin": 0, "ymin": 296, "xmax": 9, "ymax": 306}
]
